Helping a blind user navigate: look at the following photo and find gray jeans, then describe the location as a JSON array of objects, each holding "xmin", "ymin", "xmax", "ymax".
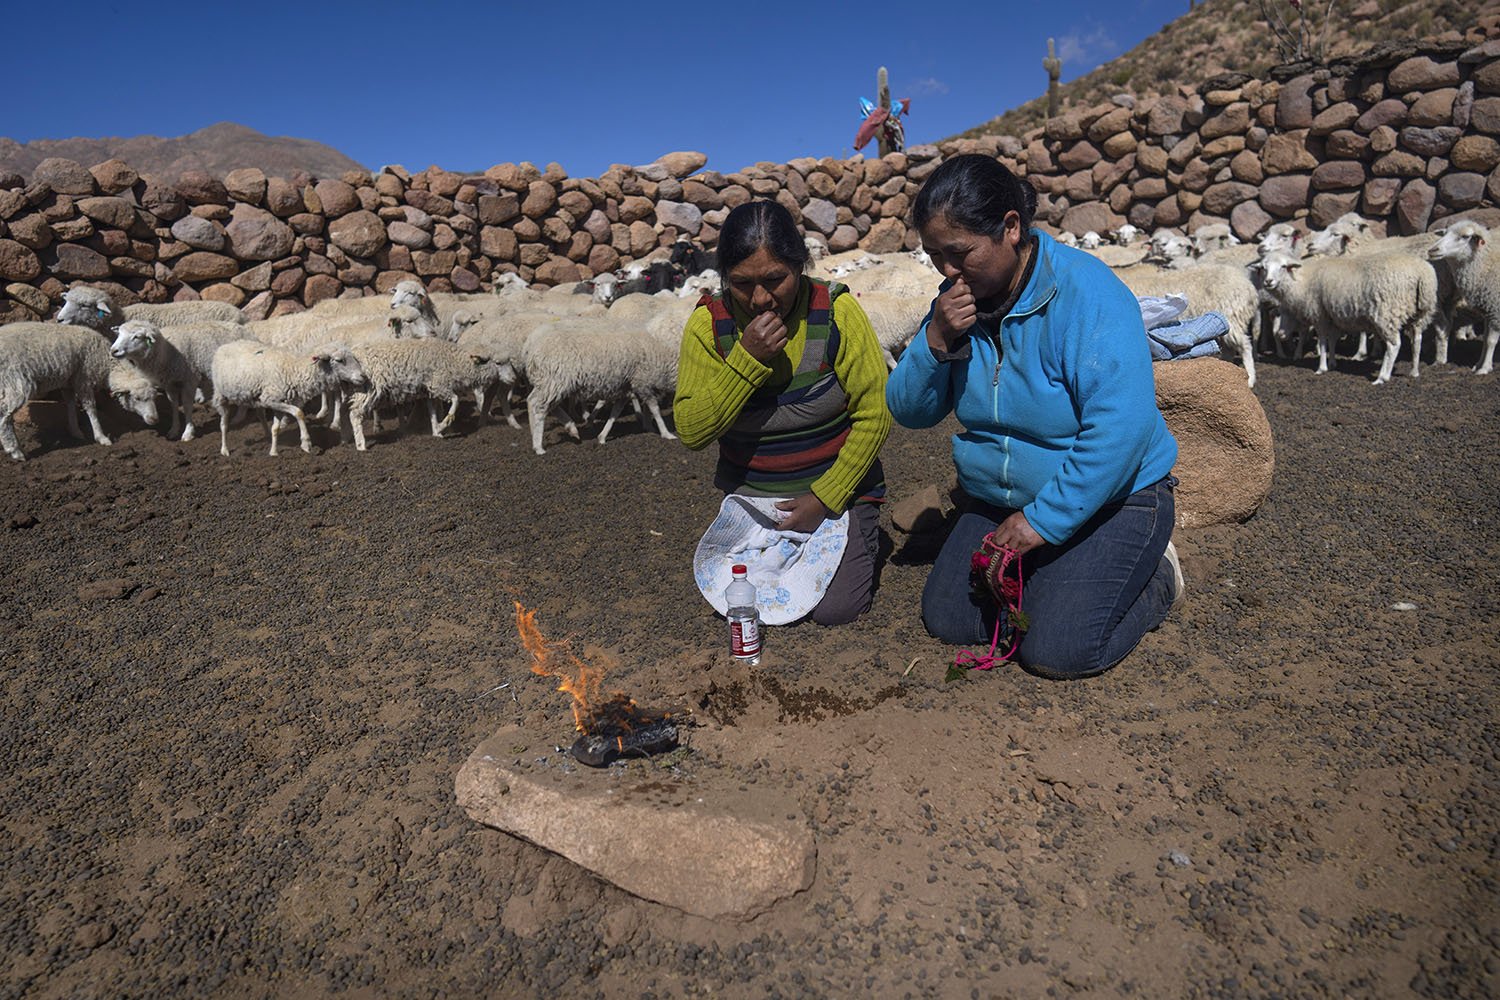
[{"xmin": 809, "ymin": 503, "xmax": 882, "ymax": 626}]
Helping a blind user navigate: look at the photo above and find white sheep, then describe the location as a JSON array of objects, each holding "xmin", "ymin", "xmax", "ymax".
[
  {"xmin": 1117, "ymin": 262, "xmax": 1261, "ymax": 386},
  {"xmin": 1191, "ymin": 223, "xmax": 1239, "ymax": 257},
  {"xmin": 848, "ymin": 290, "xmax": 928, "ymax": 369},
  {"xmin": 388, "ymin": 283, "xmax": 447, "ymax": 339},
  {"xmin": 0, "ymin": 323, "xmax": 114, "ymax": 460},
  {"xmin": 1080, "ymin": 231, "xmax": 1103, "ymax": 249},
  {"xmin": 344, "ymin": 339, "xmax": 496, "ymax": 451},
  {"xmin": 1308, "ymin": 228, "xmax": 1456, "ymax": 364},
  {"xmin": 210, "ymin": 340, "xmax": 368, "ymax": 456},
  {"xmin": 804, "ymin": 235, "xmax": 828, "ymax": 261},
  {"xmin": 1053, "ymin": 231, "xmax": 1079, "ymax": 248},
  {"xmin": 109, "ymin": 319, "xmax": 210, "ymax": 441},
  {"xmin": 1114, "ymin": 224, "xmax": 1141, "ymax": 247},
  {"xmin": 1259, "ymin": 250, "xmax": 1436, "ymax": 384},
  {"xmin": 54, "ymin": 286, "xmax": 124, "ymax": 336},
  {"xmin": 519, "ymin": 317, "xmax": 674, "ymax": 455},
  {"xmin": 1427, "ymin": 221, "xmax": 1500, "ymax": 375},
  {"xmin": 124, "ymin": 299, "xmax": 246, "ymax": 326},
  {"xmin": 107, "ymin": 364, "xmax": 160, "ymax": 426}
]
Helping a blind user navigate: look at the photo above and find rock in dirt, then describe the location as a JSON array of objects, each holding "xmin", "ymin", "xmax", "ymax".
[
  {"xmin": 77, "ymin": 579, "xmax": 135, "ymax": 601},
  {"xmin": 456, "ymin": 726, "xmax": 815, "ymax": 920},
  {"xmin": 1154, "ymin": 357, "xmax": 1274, "ymax": 528},
  {"xmin": 888, "ymin": 484, "xmax": 950, "ymax": 534}
]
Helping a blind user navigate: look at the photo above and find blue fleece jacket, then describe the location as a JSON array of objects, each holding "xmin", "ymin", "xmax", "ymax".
[{"xmin": 886, "ymin": 231, "xmax": 1178, "ymax": 545}]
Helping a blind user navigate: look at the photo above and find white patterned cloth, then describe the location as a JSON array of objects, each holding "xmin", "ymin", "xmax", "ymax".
[{"xmin": 693, "ymin": 495, "xmax": 849, "ymax": 625}]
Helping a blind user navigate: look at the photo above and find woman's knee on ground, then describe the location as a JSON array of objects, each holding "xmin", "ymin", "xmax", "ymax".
[{"xmin": 1017, "ymin": 620, "xmax": 1113, "ymax": 680}]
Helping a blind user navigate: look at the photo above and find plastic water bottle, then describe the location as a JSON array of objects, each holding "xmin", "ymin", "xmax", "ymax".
[{"xmin": 726, "ymin": 564, "xmax": 761, "ymax": 664}]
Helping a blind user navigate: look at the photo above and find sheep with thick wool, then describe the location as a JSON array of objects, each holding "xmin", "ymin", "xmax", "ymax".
[
  {"xmin": 124, "ymin": 299, "xmax": 246, "ymax": 327},
  {"xmin": 1307, "ymin": 225, "xmax": 1457, "ymax": 364},
  {"xmin": 0, "ymin": 323, "xmax": 115, "ymax": 460},
  {"xmin": 210, "ymin": 340, "xmax": 368, "ymax": 457},
  {"xmin": 109, "ymin": 319, "xmax": 217, "ymax": 441},
  {"xmin": 344, "ymin": 338, "xmax": 497, "ymax": 451},
  {"xmin": 1428, "ymin": 220, "xmax": 1500, "ymax": 375},
  {"xmin": 54, "ymin": 286, "xmax": 126, "ymax": 336},
  {"xmin": 1116, "ymin": 262, "xmax": 1261, "ymax": 386},
  {"xmin": 1259, "ymin": 249, "xmax": 1436, "ymax": 384}
]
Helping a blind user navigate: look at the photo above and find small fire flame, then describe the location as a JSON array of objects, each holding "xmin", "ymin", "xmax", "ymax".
[
  {"xmin": 515, "ymin": 601, "xmax": 607, "ymax": 732},
  {"xmin": 514, "ymin": 601, "xmax": 671, "ymax": 745}
]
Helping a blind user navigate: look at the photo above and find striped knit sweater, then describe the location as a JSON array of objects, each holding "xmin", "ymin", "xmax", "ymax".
[{"xmin": 674, "ymin": 277, "xmax": 892, "ymax": 513}]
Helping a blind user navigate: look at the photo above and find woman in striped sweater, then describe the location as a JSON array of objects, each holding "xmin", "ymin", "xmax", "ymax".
[{"xmin": 673, "ymin": 201, "xmax": 893, "ymax": 625}]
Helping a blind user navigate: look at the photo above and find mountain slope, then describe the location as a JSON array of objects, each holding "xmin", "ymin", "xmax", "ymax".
[
  {"xmin": 0, "ymin": 122, "xmax": 366, "ymax": 182},
  {"xmin": 956, "ymin": 0, "xmax": 1491, "ymax": 141}
]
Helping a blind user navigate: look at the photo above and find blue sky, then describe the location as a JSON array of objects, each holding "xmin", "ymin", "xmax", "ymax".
[{"xmin": 12, "ymin": 0, "xmax": 1188, "ymax": 178}]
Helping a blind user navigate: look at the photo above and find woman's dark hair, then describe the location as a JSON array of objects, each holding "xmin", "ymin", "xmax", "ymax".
[
  {"xmin": 717, "ymin": 200, "xmax": 810, "ymax": 276},
  {"xmin": 912, "ymin": 154, "xmax": 1037, "ymax": 238}
]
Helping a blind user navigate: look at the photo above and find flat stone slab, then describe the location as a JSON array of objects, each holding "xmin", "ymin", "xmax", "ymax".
[{"xmin": 456, "ymin": 726, "xmax": 816, "ymax": 920}]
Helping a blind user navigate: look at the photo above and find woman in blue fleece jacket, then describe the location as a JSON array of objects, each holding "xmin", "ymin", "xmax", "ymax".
[{"xmin": 887, "ymin": 155, "xmax": 1182, "ymax": 679}]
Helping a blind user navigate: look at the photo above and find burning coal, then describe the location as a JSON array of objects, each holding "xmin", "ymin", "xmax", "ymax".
[{"xmin": 514, "ymin": 602, "xmax": 679, "ymax": 767}]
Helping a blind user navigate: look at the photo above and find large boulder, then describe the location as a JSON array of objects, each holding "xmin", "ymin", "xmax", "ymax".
[
  {"xmin": 328, "ymin": 211, "xmax": 388, "ymax": 257},
  {"xmin": 456, "ymin": 726, "xmax": 815, "ymax": 921},
  {"xmin": 32, "ymin": 157, "xmax": 97, "ymax": 196},
  {"xmin": 1153, "ymin": 357, "xmax": 1274, "ymax": 529},
  {"xmin": 224, "ymin": 206, "xmax": 296, "ymax": 261},
  {"xmin": 655, "ymin": 151, "xmax": 708, "ymax": 178}
]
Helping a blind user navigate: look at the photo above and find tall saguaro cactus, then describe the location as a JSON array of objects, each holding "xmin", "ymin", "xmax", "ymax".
[
  {"xmin": 877, "ymin": 66, "xmax": 893, "ymax": 157},
  {"xmin": 1044, "ymin": 38, "xmax": 1062, "ymax": 119}
]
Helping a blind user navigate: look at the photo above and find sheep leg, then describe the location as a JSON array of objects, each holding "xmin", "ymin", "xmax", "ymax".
[
  {"xmin": 76, "ymin": 388, "xmax": 112, "ymax": 447},
  {"xmin": 264, "ymin": 401, "xmax": 310, "ymax": 455},
  {"xmin": 1408, "ymin": 322, "xmax": 1423, "ymax": 379},
  {"xmin": 1314, "ymin": 327, "xmax": 1335, "ymax": 374},
  {"xmin": 1, "ymin": 397, "xmax": 26, "ymax": 461},
  {"xmin": 347, "ymin": 393, "xmax": 370, "ymax": 450},
  {"xmin": 437, "ymin": 394, "xmax": 459, "ymax": 434},
  {"xmin": 60, "ymin": 388, "xmax": 85, "ymax": 439},
  {"xmin": 1373, "ymin": 335, "xmax": 1399, "ymax": 385},
  {"xmin": 176, "ymin": 383, "xmax": 198, "ymax": 441},
  {"xmin": 1476, "ymin": 320, "xmax": 1497, "ymax": 375},
  {"xmin": 643, "ymin": 393, "xmax": 676, "ymax": 441},
  {"xmin": 499, "ymin": 388, "xmax": 521, "ymax": 430},
  {"xmin": 1294, "ymin": 324, "xmax": 1313, "ymax": 361},
  {"xmin": 1351, "ymin": 332, "xmax": 1369, "ymax": 361},
  {"xmin": 312, "ymin": 390, "xmax": 332, "ymax": 422},
  {"xmin": 473, "ymin": 387, "xmax": 488, "ymax": 426},
  {"xmin": 596, "ymin": 399, "xmax": 627, "ymax": 445},
  {"xmin": 215, "ymin": 399, "xmax": 232, "ymax": 457},
  {"xmin": 527, "ymin": 391, "xmax": 555, "ymax": 455},
  {"xmin": 561, "ymin": 404, "xmax": 581, "ymax": 441}
]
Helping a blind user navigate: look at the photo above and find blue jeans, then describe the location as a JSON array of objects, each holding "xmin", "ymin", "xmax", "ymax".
[{"xmin": 921, "ymin": 478, "xmax": 1177, "ymax": 679}]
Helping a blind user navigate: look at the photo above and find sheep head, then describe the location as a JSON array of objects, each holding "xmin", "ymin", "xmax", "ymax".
[
  {"xmin": 389, "ymin": 280, "xmax": 429, "ymax": 311},
  {"xmin": 57, "ymin": 286, "xmax": 117, "ymax": 331},
  {"xmin": 1429, "ymin": 221, "xmax": 1488, "ymax": 263},
  {"xmin": 110, "ymin": 319, "xmax": 160, "ymax": 360},
  {"xmin": 1258, "ymin": 252, "xmax": 1302, "ymax": 293},
  {"xmin": 313, "ymin": 346, "xmax": 369, "ymax": 389}
]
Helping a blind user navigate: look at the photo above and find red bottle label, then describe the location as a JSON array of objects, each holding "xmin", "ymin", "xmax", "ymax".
[{"xmin": 730, "ymin": 615, "xmax": 761, "ymax": 657}]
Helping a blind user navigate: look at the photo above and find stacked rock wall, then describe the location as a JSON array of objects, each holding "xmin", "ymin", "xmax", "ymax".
[
  {"xmin": 0, "ymin": 34, "xmax": 1496, "ymax": 323},
  {"xmin": 1018, "ymin": 35, "xmax": 1500, "ymax": 241}
]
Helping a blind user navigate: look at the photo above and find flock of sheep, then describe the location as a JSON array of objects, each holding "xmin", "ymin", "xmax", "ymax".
[
  {"xmin": 0, "ymin": 218, "xmax": 1494, "ymax": 463},
  {"xmin": 1077, "ymin": 216, "xmax": 1498, "ymax": 389}
]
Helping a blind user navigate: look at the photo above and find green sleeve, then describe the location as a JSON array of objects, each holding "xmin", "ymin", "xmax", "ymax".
[
  {"xmin": 810, "ymin": 294, "xmax": 893, "ymax": 513},
  {"xmin": 672, "ymin": 305, "xmax": 772, "ymax": 451}
]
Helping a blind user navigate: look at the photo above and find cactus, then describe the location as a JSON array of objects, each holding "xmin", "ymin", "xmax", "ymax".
[
  {"xmin": 877, "ymin": 66, "xmax": 893, "ymax": 157},
  {"xmin": 1044, "ymin": 38, "xmax": 1062, "ymax": 119}
]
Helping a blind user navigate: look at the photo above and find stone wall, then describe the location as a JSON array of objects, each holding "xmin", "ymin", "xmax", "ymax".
[
  {"xmin": 1016, "ymin": 34, "xmax": 1500, "ymax": 242},
  {"xmin": 0, "ymin": 32, "xmax": 1496, "ymax": 324}
]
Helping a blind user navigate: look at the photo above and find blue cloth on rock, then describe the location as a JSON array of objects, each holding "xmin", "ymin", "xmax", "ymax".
[{"xmin": 1145, "ymin": 311, "xmax": 1230, "ymax": 362}]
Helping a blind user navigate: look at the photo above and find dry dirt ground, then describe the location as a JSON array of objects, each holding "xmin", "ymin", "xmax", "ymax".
[{"xmin": 1, "ymin": 347, "xmax": 1497, "ymax": 999}]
